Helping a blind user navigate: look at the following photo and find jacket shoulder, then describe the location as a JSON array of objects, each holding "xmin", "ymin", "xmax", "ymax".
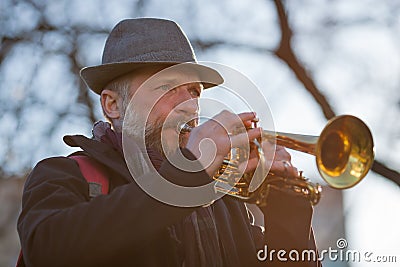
[
  {"xmin": 28, "ymin": 156, "xmax": 81, "ymax": 177},
  {"xmin": 24, "ymin": 156, "xmax": 88, "ymax": 197}
]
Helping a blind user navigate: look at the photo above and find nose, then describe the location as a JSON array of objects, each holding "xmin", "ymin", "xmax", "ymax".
[{"xmin": 174, "ymin": 86, "xmax": 199, "ymax": 116}]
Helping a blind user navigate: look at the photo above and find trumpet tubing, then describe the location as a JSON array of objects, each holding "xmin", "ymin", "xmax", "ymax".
[{"xmin": 180, "ymin": 115, "xmax": 375, "ymax": 205}]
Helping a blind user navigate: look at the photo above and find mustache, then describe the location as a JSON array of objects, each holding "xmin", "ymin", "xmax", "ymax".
[
  {"xmin": 144, "ymin": 117, "xmax": 192, "ymax": 157},
  {"xmin": 123, "ymin": 112, "xmax": 196, "ymax": 157},
  {"xmin": 158, "ymin": 117, "xmax": 198, "ymax": 132}
]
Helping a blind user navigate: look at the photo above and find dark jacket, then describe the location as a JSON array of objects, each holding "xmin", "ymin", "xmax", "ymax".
[{"xmin": 18, "ymin": 134, "xmax": 319, "ymax": 267}]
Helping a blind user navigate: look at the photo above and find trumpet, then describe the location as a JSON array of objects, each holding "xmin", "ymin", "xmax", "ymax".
[{"xmin": 180, "ymin": 115, "xmax": 374, "ymax": 206}]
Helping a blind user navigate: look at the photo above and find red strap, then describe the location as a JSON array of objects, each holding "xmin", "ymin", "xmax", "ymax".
[
  {"xmin": 16, "ymin": 155, "xmax": 110, "ymax": 266},
  {"xmin": 15, "ymin": 250, "xmax": 24, "ymax": 267},
  {"xmin": 70, "ymin": 155, "xmax": 110, "ymax": 196}
]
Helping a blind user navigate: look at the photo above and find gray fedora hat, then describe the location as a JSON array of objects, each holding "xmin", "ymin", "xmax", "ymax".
[{"xmin": 80, "ymin": 18, "xmax": 223, "ymax": 94}]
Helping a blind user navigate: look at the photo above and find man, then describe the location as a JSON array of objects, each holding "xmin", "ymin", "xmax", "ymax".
[{"xmin": 18, "ymin": 18, "xmax": 320, "ymax": 266}]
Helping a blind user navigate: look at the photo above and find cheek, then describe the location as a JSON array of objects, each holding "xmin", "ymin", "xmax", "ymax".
[{"xmin": 148, "ymin": 98, "xmax": 175, "ymax": 122}]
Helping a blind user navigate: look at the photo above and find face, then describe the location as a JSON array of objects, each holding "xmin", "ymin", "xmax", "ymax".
[{"xmin": 123, "ymin": 65, "xmax": 203, "ymax": 156}]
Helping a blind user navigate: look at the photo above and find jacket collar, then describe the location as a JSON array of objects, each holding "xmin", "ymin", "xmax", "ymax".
[{"xmin": 63, "ymin": 134, "xmax": 133, "ymax": 183}]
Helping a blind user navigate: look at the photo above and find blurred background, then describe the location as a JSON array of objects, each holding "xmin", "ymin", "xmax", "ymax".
[{"xmin": 1, "ymin": 0, "xmax": 399, "ymax": 266}]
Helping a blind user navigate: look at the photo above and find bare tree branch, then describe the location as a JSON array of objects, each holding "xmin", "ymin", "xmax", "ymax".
[
  {"xmin": 0, "ymin": 37, "xmax": 22, "ymax": 64},
  {"xmin": 372, "ymin": 161, "xmax": 400, "ymax": 185},
  {"xmin": 273, "ymin": 0, "xmax": 335, "ymax": 119},
  {"xmin": 192, "ymin": 39, "xmax": 272, "ymax": 54},
  {"xmin": 272, "ymin": 0, "xmax": 400, "ymax": 186},
  {"xmin": 68, "ymin": 34, "xmax": 98, "ymax": 125}
]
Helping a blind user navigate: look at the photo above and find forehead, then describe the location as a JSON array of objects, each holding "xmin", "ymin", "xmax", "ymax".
[{"xmin": 129, "ymin": 65, "xmax": 203, "ymax": 91}]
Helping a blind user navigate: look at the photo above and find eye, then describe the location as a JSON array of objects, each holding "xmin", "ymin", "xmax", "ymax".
[
  {"xmin": 156, "ymin": 84, "xmax": 171, "ymax": 91},
  {"xmin": 154, "ymin": 84, "xmax": 172, "ymax": 92},
  {"xmin": 189, "ymin": 87, "xmax": 201, "ymax": 97}
]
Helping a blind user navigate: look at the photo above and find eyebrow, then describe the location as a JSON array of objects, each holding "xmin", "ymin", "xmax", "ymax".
[{"xmin": 155, "ymin": 78, "xmax": 203, "ymax": 89}]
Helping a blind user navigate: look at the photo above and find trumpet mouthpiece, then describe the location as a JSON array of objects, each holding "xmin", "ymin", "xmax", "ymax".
[{"xmin": 178, "ymin": 123, "xmax": 193, "ymax": 133}]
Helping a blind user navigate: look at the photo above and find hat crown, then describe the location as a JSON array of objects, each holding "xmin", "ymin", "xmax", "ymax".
[
  {"xmin": 80, "ymin": 18, "xmax": 223, "ymax": 94},
  {"xmin": 102, "ymin": 18, "xmax": 197, "ymax": 65}
]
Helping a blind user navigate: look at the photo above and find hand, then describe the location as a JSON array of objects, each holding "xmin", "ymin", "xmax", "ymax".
[
  {"xmin": 185, "ymin": 110, "xmax": 261, "ymax": 177},
  {"xmin": 268, "ymin": 144, "xmax": 299, "ymax": 178},
  {"xmin": 243, "ymin": 140, "xmax": 299, "ymax": 179}
]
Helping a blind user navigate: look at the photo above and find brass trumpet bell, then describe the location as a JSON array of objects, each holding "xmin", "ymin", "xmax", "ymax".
[{"xmin": 269, "ymin": 115, "xmax": 375, "ymax": 189}]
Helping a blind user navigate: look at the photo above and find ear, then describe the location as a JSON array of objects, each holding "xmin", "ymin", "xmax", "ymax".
[{"xmin": 101, "ymin": 89, "xmax": 121, "ymax": 120}]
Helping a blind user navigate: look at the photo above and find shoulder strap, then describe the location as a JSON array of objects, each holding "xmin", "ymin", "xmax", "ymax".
[
  {"xmin": 15, "ymin": 250, "xmax": 24, "ymax": 267},
  {"xmin": 16, "ymin": 155, "xmax": 110, "ymax": 267},
  {"xmin": 70, "ymin": 155, "xmax": 110, "ymax": 197}
]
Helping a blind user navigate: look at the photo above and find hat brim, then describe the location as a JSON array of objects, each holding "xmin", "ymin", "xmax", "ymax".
[{"xmin": 80, "ymin": 62, "xmax": 224, "ymax": 95}]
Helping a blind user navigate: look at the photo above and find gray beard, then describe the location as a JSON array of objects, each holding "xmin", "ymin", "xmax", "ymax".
[{"xmin": 123, "ymin": 113, "xmax": 186, "ymax": 158}]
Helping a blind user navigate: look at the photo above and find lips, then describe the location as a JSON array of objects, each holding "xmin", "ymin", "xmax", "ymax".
[{"xmin": 165, "ymin": 118, "xmax": 197, "ymax": 134}]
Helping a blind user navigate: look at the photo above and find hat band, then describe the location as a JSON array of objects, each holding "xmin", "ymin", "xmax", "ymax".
[{"xmin": 103, "ymin": 50, "xmax": 197, "ymax": 65}]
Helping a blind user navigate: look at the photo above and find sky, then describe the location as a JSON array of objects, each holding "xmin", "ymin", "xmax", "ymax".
[{"xmin": 1, "ymin": 0, "xmax": 399, "ymax": 266}]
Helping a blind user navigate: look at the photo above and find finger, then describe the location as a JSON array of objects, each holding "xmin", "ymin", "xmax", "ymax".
[
  {"xmin": 261, "ymin": 140, "xmax": 275, "ymax": 156},
  {"xmin": 206, "ymin": 110, "xmax": 243, "ymax": 134},
  {"xmin": 270, "ymin": 160, "xmax": 298, "ymax": 178},
  {"xmin": 274, "ymin": 146, "xmax": 291, "ymax": 162},
  {"xmin": 238, "ymin": 157, "xmax": 259, "ymax": 174},
  {"xmin": 218, "ymin": 111, "xmax": 256, "ymax": 129},
  {"xmin": 196, "ymin": 115, "xmax": 232, "ymax": 136},
  {"xmin": 207, "ymin": 111, "xmax": 257, "ymax": 137},
  {"xmin": 238, "ymin": 112, "xmax": 258, "ymax": 129},
  {"xmin": 292, "ymin": 166, "xmax": 299, "ymax": 177},
  {"xmin": 237, "ymin": 112, "xmax": 257, "ymax": 122},
  {"xmin": 230, "ymin": 127, "xmax": 262, "ymax": 147}
]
